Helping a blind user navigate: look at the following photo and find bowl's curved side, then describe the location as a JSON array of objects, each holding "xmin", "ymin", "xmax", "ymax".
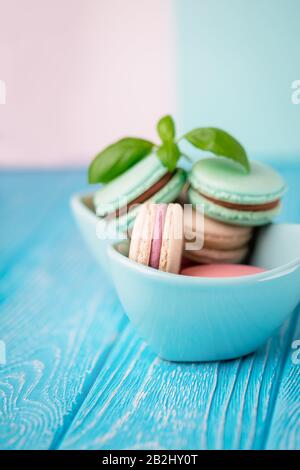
[
  {"xmin": 70, "ymin": 193, "xmax": 119, "ymax": 277},
  {"xmin": 108, "ymin": 244, "xmax": 300, "ymax": 362}
]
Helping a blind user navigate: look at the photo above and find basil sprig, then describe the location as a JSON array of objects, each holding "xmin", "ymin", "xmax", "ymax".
[
  {"xmin": 88, "ymin": 138, "xmax": 153, "ymax": 184},
  {"xmin": 157, "ymin": 115, "xmax": 175, "ymax": 143},
  {"xmin": 183, "ymin": 127, "xmax": 250, "ymax": 173},
  {"xmin": 157, "ymin": 142, "xmax": 181, "ymax": 172},
  {"xmin": 88, "ymin": 115, "xmax": 250, "ymax": 183},
  {"xmin": 156, "ymin": 115, "xmax": 181, "ymax": 172}
]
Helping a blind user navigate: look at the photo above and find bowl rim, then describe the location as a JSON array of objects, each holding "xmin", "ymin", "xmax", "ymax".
[
  {"xmin": 71, "ymin": 192, "xmax": 300, "ymax": 285},
  {"xmin": 107, "ymin": 226, "xmax": 300, "ymax": 285}
]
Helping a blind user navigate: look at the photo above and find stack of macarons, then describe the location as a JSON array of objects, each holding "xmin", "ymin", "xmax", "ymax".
[
  {"xmin": 186, "ymin": 157, "xmax": 286, "ymax": 264},
  {"xmin": 184, "ymin": 209, "xmax": 253, "ymax": 264},
  {"xmin": 128, "ymin": 201, "xmax": 266, "ymax": 278},
  {"xmin": 93, "ymin": 154, "xmax": 186, "ymax": 233},
  {"xmin": 94, "ymin": 150, "xmax": 287, "ymax": 274}
]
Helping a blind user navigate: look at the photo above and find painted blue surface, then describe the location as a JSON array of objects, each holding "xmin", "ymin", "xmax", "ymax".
[
  {"xmin": 175, "ymin": 0, "xmax": 300, "ymax": 160},
  {"xmin": 0, "ymin": 166, "xmax": 299, "ymax": 449}
]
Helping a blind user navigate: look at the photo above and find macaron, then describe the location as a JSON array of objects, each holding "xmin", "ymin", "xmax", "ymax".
[
  {"xmin": 184, "ymin": 245, "xmax": 249, "ymax": 265},
  {"xmin": 183, "ymin": 208, "xmax": 252, "ymax": 264},
  {"xmin": 129, "ymin": 203, "xmax": 184, "ymax": 274},
  {"xmin": 93, "ymin": 154, "xmax": 186, "ymax": 232},
  {"xmin": 184, "ymin": 209, "xmax": 253, "ymax": 250},
  {"xmin": 188, "ymin": 158, "xmax": 286, "ymax": 226},
  {"xmin": 181, "ymin": 264, "xmax": 265, "ymax": 278}
]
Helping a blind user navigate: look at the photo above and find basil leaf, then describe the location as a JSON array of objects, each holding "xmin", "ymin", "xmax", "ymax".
[
  {"xmin": 156, "ymin": 142, "xmax": 181, "ymax": 172},
  {"xmin": 157, "ymin": 115, "xmax": 175, "ymax": 143},
  {"xmin": 88, "ymin": 138, "xmax": 154, "ymax": 183},
  {"xmin": 184, "ymin": 127, "xmax": 250, "ymax": 173}
]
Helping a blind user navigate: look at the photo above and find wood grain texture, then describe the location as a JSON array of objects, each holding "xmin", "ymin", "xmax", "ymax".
[
  {"xmin": 0, "ymin": 167, "xmax": 299, "ymax": 450},
  {"xmin": 265, "ymin": 306, "xmax": 300, "ymax": 449},
  {"xmin": 0, "ymin": 171, "xmax": 126, "ymax": 449},
  {"xmin": 60, "ymin": 314, "xmax": 297, "ymax": 450},
  {"xmin": 0, "ymin": 171, "xmax": 77, "ymax": 270}
]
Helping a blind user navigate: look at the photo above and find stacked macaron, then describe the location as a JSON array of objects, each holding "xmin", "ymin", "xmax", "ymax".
[
  {"xmin": 189, "ymin": 158, "xmax": 286, "ymax": 226},
  {"xmin": 186, "ymin": 157, "xmax": 286, "ymax": 264},
  {"xmin": 127, "ymin": 202, "xmax": 268, "ymax": 278},
  {"xmin": 184, "ymin": 209, "xmax": 253, "ymax": 264},
  {"xmin": 129, "ymin": 203, "xmax": 184, "ymax": 274},
  {"xmin": 93, "ymin": 154, "xmax": 186, "ymax": 233}
]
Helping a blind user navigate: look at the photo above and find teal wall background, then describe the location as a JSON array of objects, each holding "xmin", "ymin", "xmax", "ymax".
[{"xmin": 175, "ymin": 0, "xmax": 300, "ymax": 161}]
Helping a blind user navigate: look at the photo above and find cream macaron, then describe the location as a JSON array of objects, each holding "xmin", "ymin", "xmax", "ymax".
[
  {"xmin": 184, "ymin": 208, "xmax": 253, "ymax": 264},
  {"xmin": 129, "ymin": 203, "xmax": 184, "ymax": 274}
]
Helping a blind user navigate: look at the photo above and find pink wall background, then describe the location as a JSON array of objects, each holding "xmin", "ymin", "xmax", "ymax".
[{"xmin": 0, "ymin": 0, "xmax": 175, "ymax": 167}]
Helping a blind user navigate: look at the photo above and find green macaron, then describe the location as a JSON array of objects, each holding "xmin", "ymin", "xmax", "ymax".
[
  {"xmin": 93, "ymin": 153, "xmax": 186, "ymax": 231},
  {"xmin": 188, "ymin": 157, "xmax": 286, "ymax": 226}
]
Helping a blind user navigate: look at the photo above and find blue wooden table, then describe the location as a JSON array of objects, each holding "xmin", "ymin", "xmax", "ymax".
[{"xmin": 0, "ymin": 163, "xmax": 299, "ymax": 450}]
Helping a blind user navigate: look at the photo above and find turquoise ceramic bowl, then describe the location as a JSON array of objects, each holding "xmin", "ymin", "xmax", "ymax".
[
  {"xmin": 71, "ymin": 192, "xmax": 126, "ymax": 277},
  {"xmin": 108, "ymin": 224, "xmax": 300, "ymax": 362},
  {"xmin": 71, "ymin": 193, "xmax": 300, "ymax": 362}
]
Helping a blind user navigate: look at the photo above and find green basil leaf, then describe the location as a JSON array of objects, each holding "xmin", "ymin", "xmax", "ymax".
[
  {"xmin": 184, "ymin": 127, "xmax": 250, "ymax": 173},
  {"xmin": 157, "ymin": 115, "xmax": 175, "ymax": 143},
  {"xmin": 88, "ymin": 138, "xmax": 154, "ymax": 183},
  {"xmin": 156, "ymin": 142, "xmax": 181, "ymax": 172}
]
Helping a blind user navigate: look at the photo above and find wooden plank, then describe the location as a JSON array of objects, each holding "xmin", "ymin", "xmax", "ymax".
[
  {"xmin": 60, "ymin": 314, "xmax": 296, "ymax": 450},
  {"xmin": 0, "ymin": 170, "xmax": 87, "ymax": 270},
  {"xmin": 0, "ymin": 172, "xmax": 126, "ymax": 449},
  {"xmin": 265, "ymin": 306, "xmax": 300, "ymax": 450}
]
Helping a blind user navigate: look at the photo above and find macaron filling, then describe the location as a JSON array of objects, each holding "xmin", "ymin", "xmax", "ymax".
[
  {"xmin": 198, "ymin": 192, "xmax": 280, "ymax": 212},
  {"xmin": 110, "ymin": 172, "xmax": 174, "ymax": 219}
]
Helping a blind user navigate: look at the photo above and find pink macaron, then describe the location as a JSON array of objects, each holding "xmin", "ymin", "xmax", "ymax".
[
  {"xmin": 181, "ymin": 263, "xmax": 265, "ymax": 278},
  {"xmin": 129, "ymin": 203, "xmax": 184, "ymax": 274}
]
